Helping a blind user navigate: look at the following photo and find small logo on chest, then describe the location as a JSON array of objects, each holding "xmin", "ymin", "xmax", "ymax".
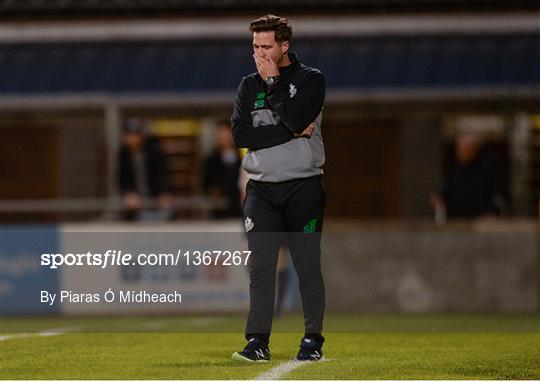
[
  {"xmin": 289, "ymin": 83, "xmax": 297, "ymax": 98},
  {"xmin": 254, "ymin": 92, "xmax": 266, "ymax": 108}
]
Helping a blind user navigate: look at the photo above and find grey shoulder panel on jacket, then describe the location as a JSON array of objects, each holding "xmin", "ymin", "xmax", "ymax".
[{"xmin": 299, "ymin": 64, "xmax": 324, "ymax": 76}]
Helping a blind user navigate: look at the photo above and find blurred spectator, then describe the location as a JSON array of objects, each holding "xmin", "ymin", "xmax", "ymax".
[
  {"xmin": 118, "ymin": 118, "xmax": 172, "ymax": 221},
  {"xmin": 203, "ymin": 119, "xmax": 243, "ymax": 218},
  {"xmin": 431, "ymin": 132, "xmax": 508, "ymax": 221}
]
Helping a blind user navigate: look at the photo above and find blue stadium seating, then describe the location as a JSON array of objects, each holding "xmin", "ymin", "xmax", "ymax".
[{"xmin": 0, "ymin": 34, "xmax": 538, "ymax": 94}]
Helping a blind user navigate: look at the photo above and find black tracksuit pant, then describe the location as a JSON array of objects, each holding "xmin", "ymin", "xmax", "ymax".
[{"xmin": 243, "ymin": 175, "xmax": 326, "ymax": 342}]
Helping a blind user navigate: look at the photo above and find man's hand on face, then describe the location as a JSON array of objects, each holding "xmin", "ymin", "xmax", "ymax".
[
  {"xmin": 253, "ymin": 52, "xmax": 279, "ymax": 80},
  {"xmin": 294, "ymin": 122, "xmax": 316, "ymax": 138}
]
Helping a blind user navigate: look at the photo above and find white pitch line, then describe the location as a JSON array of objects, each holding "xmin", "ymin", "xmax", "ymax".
[
  {"xmin": 254, "ymin": 357, "xmax": 331, "ymax": 380},
  {"xmin": 255, "ymin": 360, "xmax": 308, "ymax": 380},
  {"xmin": 0, "ymin": 327, "xmax": 78, "ymax": 341}
]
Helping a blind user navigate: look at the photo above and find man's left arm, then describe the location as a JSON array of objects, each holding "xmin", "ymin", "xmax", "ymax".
[{"xmin": 266, "ymin": 71, "xmax": 325, "ymax": 134}]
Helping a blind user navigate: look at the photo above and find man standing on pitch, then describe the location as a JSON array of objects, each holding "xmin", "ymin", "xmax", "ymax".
[{"xmin": 231, "ymin": 14, "xmax": 326, "ymax": 362}]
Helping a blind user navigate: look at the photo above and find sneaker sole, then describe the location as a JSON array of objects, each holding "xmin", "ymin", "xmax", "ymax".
[
  {"xmin": 296, "ymin": 353, "xmax": 323, "ymax": 362},
  {"xmin": 295, "ymin": 357, "xmax": 322, "ymax": 361},
  {"xmin": 232, "ymin": 352, "xmax": 270, "ymax": 363}
]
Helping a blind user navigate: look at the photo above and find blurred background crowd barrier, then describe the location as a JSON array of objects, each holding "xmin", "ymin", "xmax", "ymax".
[{"xmin": 1, "ymin": 0, "xmax": 539, "ymax": 316}]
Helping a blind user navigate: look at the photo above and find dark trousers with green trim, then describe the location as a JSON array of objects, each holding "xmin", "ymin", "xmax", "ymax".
[{"xmin": 243, "ymin": 175, "xmax": 326, "ymax": 342}]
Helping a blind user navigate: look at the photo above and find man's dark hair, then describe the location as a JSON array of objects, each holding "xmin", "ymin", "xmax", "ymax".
[
  {"xmin": 123, "ymin": 118, "xmax": 146, "ymax": 135},
  {"xmin": 249, "ymin": 15, "xmax": 292, "ymax": 43}
]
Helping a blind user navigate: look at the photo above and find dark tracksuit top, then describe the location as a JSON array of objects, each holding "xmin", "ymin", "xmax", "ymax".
[
  {"xmin": 231, "ymin": 52, "xmax": 325, "ymax": 182},
  {"xmin": 231, "ymin": 53, "xmax": 327, "ymax": 339}
]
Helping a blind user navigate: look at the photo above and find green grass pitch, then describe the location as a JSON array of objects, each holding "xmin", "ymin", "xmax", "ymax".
[{"xmin": 1, "ymin": 314, "xmax": 539, "ymax": 379}]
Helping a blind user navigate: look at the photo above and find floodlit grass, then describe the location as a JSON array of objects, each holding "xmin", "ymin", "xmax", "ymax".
[{"xmin": 1, "ymin": 314, "xmax": 539, "ymax": 379}]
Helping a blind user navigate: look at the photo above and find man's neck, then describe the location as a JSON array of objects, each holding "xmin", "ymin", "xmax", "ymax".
[{"xmin": 278, "ymin": 53, "xmax": 291, "ymax": 68}]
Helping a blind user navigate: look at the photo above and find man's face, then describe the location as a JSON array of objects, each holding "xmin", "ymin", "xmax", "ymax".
[
  {"xmin": 456, "ymin": 133, "xmax": 480, "ymax": 164},
  {"xmin": 217, "ymin": 124, "xmax": 234, "ymax": 150},
  {"xmin": 123, "ymin": 132, "xmax": 144, "ymax": 149},
  {"xmin": 252, "ymin": 31, "xmax": 288, "ymax": 65}
]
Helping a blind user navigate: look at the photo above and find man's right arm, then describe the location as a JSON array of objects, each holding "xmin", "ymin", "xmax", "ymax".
[{"xmin": 231, "ymin": 77, "xmax": 293, "ymax": 151}]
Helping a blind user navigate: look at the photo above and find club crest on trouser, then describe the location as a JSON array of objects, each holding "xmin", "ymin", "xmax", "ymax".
[{"xmin": 245, "ymin": 216, "xmax": 254, "ymax": 232}]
